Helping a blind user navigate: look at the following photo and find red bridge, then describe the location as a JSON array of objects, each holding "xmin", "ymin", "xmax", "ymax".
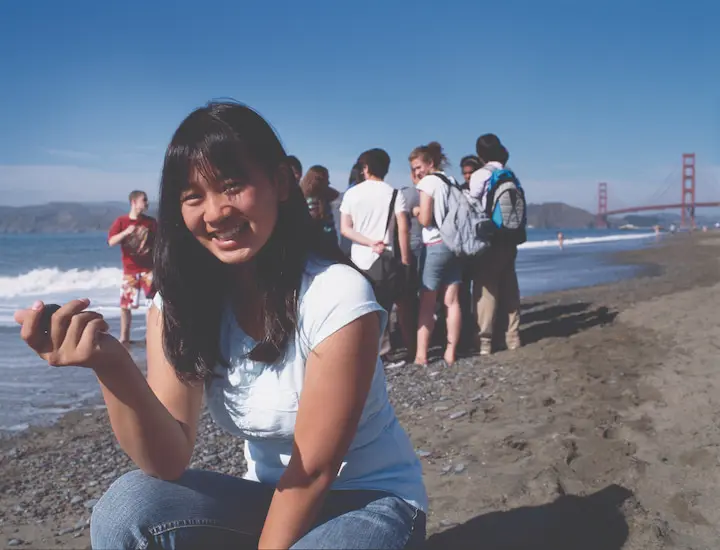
[{"xmin": 596, "ymin": 154, "xmax": 720, "ymax": 228}]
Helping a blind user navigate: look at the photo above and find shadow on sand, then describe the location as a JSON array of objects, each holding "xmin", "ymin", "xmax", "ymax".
[
  {"xmin": 519, "ymin": 302, "xmax": 618, "ymax": 346},
  {"xmin": 425, "ymin": 484, "xmax": 632, "ymax": 550},
  {"xmin": 387, "ymin": 300, "xmax": 617, "ymax": 361}
]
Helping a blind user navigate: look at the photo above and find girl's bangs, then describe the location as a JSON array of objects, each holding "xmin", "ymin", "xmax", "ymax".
[{"xmin": 167, "ymin": 123, "xmax": 249, "ymax": 191}]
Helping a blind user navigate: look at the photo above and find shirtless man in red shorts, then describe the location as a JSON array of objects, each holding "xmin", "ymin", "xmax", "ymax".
[{"xmin": 108, "ymin": 190, "xmax": 157, "ymax": 344}]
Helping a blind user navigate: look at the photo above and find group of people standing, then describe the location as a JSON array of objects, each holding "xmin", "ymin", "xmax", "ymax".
[{"xmin": 297, "ymin": 135, "xmax": 522, "ymax": 368}]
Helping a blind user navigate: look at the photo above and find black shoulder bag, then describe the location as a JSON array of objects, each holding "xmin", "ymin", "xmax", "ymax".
[{"xmin": 364, "ymin": 190, "xmax": 403, "ymax": 310}]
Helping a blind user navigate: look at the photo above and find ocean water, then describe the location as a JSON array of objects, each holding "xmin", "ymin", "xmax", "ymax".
[{"xmin": 0, "ymin": 228, "xmax": 658, "ymax": 433}]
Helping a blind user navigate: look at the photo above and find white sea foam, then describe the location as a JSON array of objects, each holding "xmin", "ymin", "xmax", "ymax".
[
  {"xmin": 519, "ymin": 232, "xmax": 656, "ymax": 249},
  {"xmin": 0, "ymin": 266, "xmax": 149, "ymax": 326},
  {"xmin": 0, "ymin": 267, "xmax": 123, "ymax": 298},
  {"xmin": 0, "ymin": 231, "xmax": 656, "ymax": 326}
]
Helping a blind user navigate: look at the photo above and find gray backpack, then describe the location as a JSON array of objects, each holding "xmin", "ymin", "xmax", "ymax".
[{"xmin": 433, "ymin": 173, "xmax": 490, "ymax": 257}]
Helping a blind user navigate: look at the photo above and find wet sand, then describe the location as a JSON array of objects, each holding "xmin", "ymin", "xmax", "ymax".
[{"xmin": 1, "ymin": 232, "xmax": 719, "ymax": 549}]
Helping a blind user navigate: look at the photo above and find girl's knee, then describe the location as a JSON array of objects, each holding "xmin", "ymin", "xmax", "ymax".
[{"xmin": 90, "ymin": 470, "xmax": 160, "ymax": 548}]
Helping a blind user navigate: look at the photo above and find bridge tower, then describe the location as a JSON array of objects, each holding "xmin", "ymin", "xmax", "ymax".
[
  {"xmin": 596, "ymin": 182, "xmax": 608, "ymax": 228},
  {"xmin": 681, "ymin": 153, "xmax": 696, "ymax": 228}
]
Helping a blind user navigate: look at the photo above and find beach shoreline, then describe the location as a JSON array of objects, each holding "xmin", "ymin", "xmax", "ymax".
[{"xmin": 1, "ymin": 231, "xmax": 719, "ymax": 549}]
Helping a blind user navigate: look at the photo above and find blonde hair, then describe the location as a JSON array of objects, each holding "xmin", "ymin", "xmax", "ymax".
[{"xmin": 409, "ymin": 141, "xmax": 448, "ymax": 170}]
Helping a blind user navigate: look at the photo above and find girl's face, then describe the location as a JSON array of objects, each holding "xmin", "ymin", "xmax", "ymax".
[
  {"xmin": 462, "ymin": 165, "xmax": 476, "ymax": 184},
  {"xmin": 410, "ymin": 157, "xmax": 433, "ymax": 183},
  {"xmin": 180, "ymin": 161, "xmax": 289, "ymax": 265}
]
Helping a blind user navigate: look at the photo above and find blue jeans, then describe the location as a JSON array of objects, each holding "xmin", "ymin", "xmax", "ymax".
[{"xmin": 90, "ymin": 469, "xmax": 426, "ymax": 549}]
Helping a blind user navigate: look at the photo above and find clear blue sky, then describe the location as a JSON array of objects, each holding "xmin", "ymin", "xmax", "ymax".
[{"xmin": 1, "ymin": 0, "xmax": 718, "ymax": 212}]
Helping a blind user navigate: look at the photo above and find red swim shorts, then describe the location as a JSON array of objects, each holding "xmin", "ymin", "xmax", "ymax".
[{"xmin": 120, "ymin": 271, "xmax": 156, "ymax": 309}]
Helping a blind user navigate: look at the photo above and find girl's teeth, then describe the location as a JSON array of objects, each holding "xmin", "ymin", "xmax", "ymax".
[
  {"xmin": 216, "ymin": 229, "xmax": 238, "ymax": 239},
  {"xmin": 214, "ymin": 223, "xmax": 248, "ymax": 240}
]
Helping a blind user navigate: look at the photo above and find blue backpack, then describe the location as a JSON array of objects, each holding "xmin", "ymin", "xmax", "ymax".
[{"xmin": 483, "ymin": 166, "xmax": 527, "ymax": 245}]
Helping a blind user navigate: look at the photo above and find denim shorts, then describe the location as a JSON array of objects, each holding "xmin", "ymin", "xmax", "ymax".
[{"xmin": 419, "ymin": 241, "xmax": 462, "ymax": 291}]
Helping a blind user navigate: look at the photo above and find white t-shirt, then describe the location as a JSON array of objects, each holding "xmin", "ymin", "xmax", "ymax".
[
  {"xmin": 152, "ymin": 258, "xmax": 428, "ymax": 512},
  {"xmin": 469, "ymin": 161, "xmax": 504, "ymax": 210},
  {"xmin": 400, "ymin": 186, "xmax": 423, "ymax": 252},
  {"xmin": 415, "ymin": 171, "xmax": 456, "ymax": 244},
  {"xmin": 339, "ymin": 180, "xmax": 407, "ymax": 270}
]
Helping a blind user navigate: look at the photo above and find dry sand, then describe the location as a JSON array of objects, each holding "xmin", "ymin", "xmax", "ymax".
[{"xmin": 1, "ymin": 232, "xmax": 719, "ymax": 549}]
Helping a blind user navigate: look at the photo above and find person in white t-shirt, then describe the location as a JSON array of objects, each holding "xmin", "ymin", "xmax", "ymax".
[
  {"xmin": 340, "ymin": 149, "xmax": 413, "ymax": 356},
  {"xmin": 409, "ymin": 142, "xmax": 463, "ymax": 367},
  {"xmin": 15, "ymin": 103, "xmax": 427, "ymax": 549}
]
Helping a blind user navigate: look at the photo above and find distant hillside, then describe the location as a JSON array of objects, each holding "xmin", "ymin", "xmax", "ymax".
[
  {"xmin": 2, "ymin": 200, "xmax": 601, "ymax": 233},
  {"xmin": 612, "ymin": 214, "xmax": 663, "ymax": 228},
  {"xmin": 526, "ymin": 202, "xmax": 596, "ymax": 229},
  {"xmin": 0, "ymin": 202, "xmax": 136, "ymax": 234}
]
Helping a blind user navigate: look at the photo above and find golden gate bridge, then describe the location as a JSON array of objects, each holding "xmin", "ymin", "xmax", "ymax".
[{"xmin": 596, "ymin": 154, "xmax": 720, "ymax": 228}]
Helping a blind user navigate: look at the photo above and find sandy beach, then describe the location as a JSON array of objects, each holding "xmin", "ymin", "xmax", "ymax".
[{"xmin": 1, "ymin": 232, "xmax": 719, "ymax": 549}]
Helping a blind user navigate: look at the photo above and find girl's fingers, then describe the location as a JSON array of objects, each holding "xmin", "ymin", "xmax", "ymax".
[
  {"xmin": 18, "ymin": 301, "xmax": 48, "ymax": 352},
  {"xmin": 50, "ymin": 299, "xmax": 91, "ymax": 350},
  {"xmin": 77, "ymin": 318, "xmax": 111, "ymax": 359},
  {"xmin": 64, "ymin": 311, "xmax": 106, "ymax": 349}
]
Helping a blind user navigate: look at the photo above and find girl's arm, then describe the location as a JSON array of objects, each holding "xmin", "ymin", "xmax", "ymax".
[
  {"xmin": 258, "ymin": 312, "xmax": 381, "ymax": 549},
  {"xmin": 417, "ymin": 190, "xmax": 434, "ymax": 227},
  {"xmin": 96, "ymin": 305, "xmax": 204, "ymax": 479},
  {"xmin": 15, "ymin": 300, "xmax": 204, "ymax": 480}
]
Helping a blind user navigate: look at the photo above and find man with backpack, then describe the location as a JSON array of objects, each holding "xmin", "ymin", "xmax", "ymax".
[
  {"xmin": 340, "ymin": 148, "xmax": 413, "ymax": 359},
  {"xmin": 469, "ymin": 134, "xmax": 526, "ymax": 356}
]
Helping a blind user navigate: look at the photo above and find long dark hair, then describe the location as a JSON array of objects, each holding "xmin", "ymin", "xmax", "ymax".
[{"xmin": 155, "ymin": 101, "xmax": 356, "ymax": 380}]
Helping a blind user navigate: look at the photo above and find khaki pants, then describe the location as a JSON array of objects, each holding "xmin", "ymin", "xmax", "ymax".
[{"xmin": 472, "ymin": 245, "xmax": 521, "ymax": 347}]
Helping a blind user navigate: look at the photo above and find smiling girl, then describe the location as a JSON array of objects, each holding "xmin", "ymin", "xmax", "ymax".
[{"xmin": 15, "ymin": 102, "xmax": 427, "ymax": 549}]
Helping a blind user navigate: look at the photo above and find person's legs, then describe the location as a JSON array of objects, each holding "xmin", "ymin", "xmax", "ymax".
[
  {"xmin": 394, "ymin": 255, "xmax": 419, "ymax": 359},
  {"xmin": 415, "ymin": 289, "xmax": 437, "ymax": 366},
  {"xmin": 395, "ymin": 297, "xmax": 417, "ymax": 360},
  {"xmin": 474, "ymin": 249, "xmax": 502, "ymax": 355},
  {"xmin": 502, "ymin": 248, "xmax": 521, "ymax": 349},
  {"xmin": 119, "ymin": 309, "xmax": 132, "ymax": 345},
  {"xmin": 294, "ymin": 492, "xmax": 426, "ymax": 549},
  {"xmin": 90, "ymin": 469, "xmax": 275, "ymax": 550},
  {"xmin": 119, "ymin": 273, "xmax": 140, "ymax": 344},
  {"xmin": 458, "ymin": 259, "xmax": 475, "ymax": 351},
  {"xmin": 415, "ymin": 244, "xmax": 445, "ymax": 366},
  {"xmin": 442, "ymin": 283, "xmax": 461, "ymax": 365},
  {"xmin": 434, "ymin": 250, "xmax": 463, "ymax": 365},
  {"xmin": 378, "ymin": 316, "xmax": 393, "ymax": 358},
  {"xmin": 92, "ymin": 469, "xmax": 424, "ymax": 550}
]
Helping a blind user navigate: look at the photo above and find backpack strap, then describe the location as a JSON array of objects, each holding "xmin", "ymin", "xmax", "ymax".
[
  {"xmin": 382, "ymin": 189, "xmax": 398, "ymax": 244},
  {"xmin": 479, "ymin": 164, "xmax": 507, "ymax": 215},
  {"xmin": 428, "ymin": 172, "xmax": 460, "ymax": 228},
  {"xmin": 432, "ymin": 172, "xmax": 460, "ymax": 189}
]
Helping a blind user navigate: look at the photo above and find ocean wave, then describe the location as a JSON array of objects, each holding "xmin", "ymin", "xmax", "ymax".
[
  {"xmin": 0, "ymin": 267, "xmax": 123, "ymax": 298},
  {"xmin": 520, "ymin": 232, "xmax": 656, "ymax": 249},
  {"xmin": 0, "ymin": 303, "xmax": 148, "ymax": 327}
]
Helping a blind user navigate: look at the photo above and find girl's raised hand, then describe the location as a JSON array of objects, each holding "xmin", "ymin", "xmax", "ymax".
[{"xmin": 14, "ymin": 299, "xmax": 124, "ymax": 369}]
